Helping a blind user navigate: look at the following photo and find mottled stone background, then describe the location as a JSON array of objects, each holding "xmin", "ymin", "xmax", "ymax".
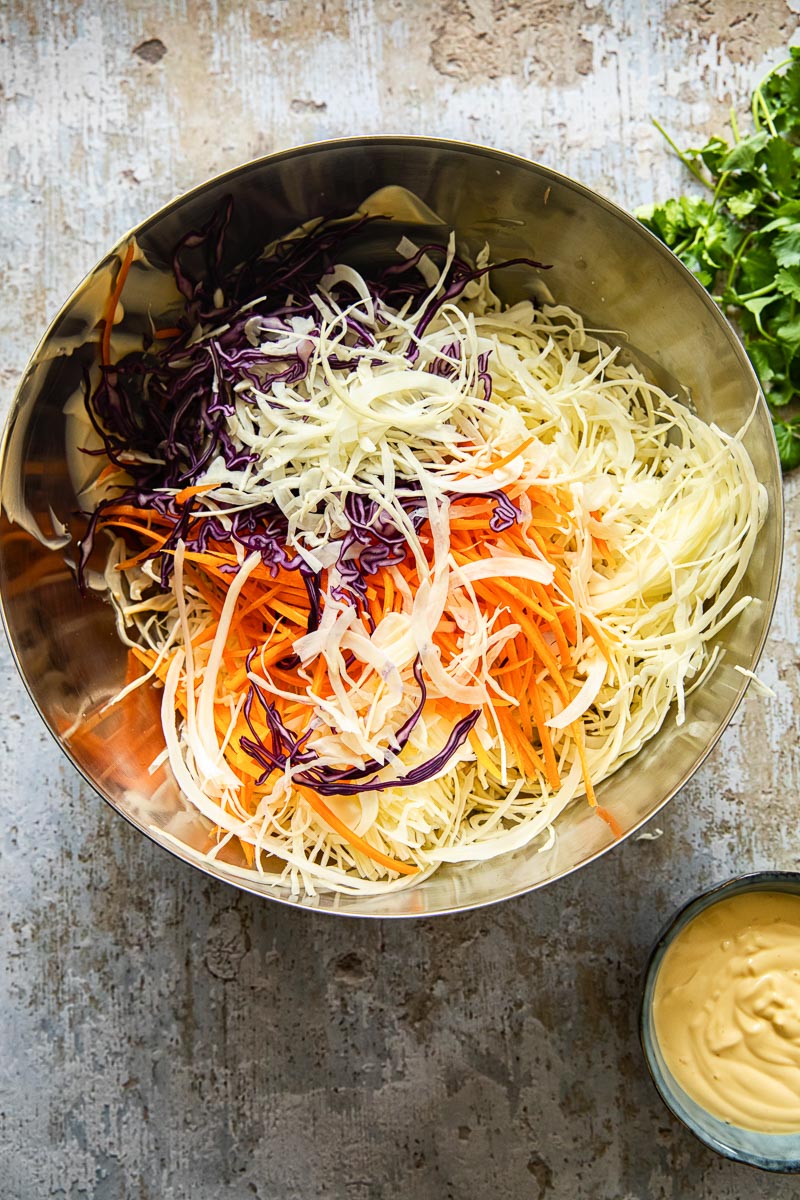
[{"xmin": 1, "ymin": 2, "xmax": 799, "ymax": 1197}]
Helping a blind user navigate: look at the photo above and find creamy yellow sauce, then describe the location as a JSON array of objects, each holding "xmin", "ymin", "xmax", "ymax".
[{"xmin": 653, "ymin": 890, "xmax": 800, "ymax": 1133}]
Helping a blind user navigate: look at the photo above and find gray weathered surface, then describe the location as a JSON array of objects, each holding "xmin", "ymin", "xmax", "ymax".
[{"xmin": 1, "ymin": 2, "xmax": 799, "ymax": 1197}]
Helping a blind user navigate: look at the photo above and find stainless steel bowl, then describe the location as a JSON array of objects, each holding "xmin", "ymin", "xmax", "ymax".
[{"xmin": 0, "ymin": 137, "xmax": 783, "ymax": 917}]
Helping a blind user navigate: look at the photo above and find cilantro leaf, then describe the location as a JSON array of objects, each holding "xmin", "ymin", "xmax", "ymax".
[
  {"xmin": 692, "ymin": 135, "xmax": 730, "ymax": 177},
  {"xmin": 775, "ymin": 315, "xmax": 800, "ymax": 354},
  {"xmin": 678, "ymin": 250, "xmax": 715, "ymax": 288},
  {"xmin": 746, "ymin": 339, "xmax": 785, "ymax": 384},
  {"xmin": 759, "ymin": 136, "xmax": 795, "ymax": 192},
  {"xmin": 636, "ymin": 196, "xmax": 710, "ymax": 247},
  {"xmin": 743, "ymin": 294, "xmax": 778, "ymax": 317},
  {"xmin": 726, "ymin": 190, "xmax": 761, "ymax": 219},
  {"xmin": 738, "ymin": 242, "xmax": 779, "ymax": 292},
  {"xmin": 775, "ymin": 266, "xmax": 800, "ymax": 300},
  {"xmin": 773, "ymin": 417, "xmax": 800, "ymax": 469},
  {"xmin": 772, "ymin": 225, "xmax": 800, "ymax": 268},
  {"xmin": 720, "ymin": 132, "xmax": 769, "ymax": 172}
]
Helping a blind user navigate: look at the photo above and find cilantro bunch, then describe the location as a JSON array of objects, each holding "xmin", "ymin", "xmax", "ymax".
[{"xmin": 638, "ymin": 47, "xmax": 800, "ymax": 470}]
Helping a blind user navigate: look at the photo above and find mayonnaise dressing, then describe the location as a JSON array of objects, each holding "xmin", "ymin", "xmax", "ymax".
[{"xmin": 653, "ymin": 890, "xmax": 800, "ymax": 1133}]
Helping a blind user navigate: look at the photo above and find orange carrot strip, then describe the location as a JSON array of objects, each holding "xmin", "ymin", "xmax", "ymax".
[
  {"xmin": 469, "ymin": 729, "xmax": 501, "ymax": 779},
  {"xmin": 103, "ymin": 519, "xmax": 168, "ymax": 544},
  {"xmin": 496, "ymin": 706, "xmax": 545, "ymax": 776},
  {"xmin": 528, "ymin": 682, "xmax": 560, "ymax": 790},
  {"xmin": 295, "ymin": 785, "xmax": 417, "ymax": 876},
  {"xmin": 570, "ymin": 719, "xmax": 596, "ymax": 807},
  {"xmin": 531, "ymin": 582, "xmax": 572, "ymax": 666},
  {"xmin": 367, "ymin": 588, "xmax": 382, "ymax": 629},
  {"xmin": 491, "ymin": 654, "xmax": 535, "ymax": 679},
  {"xmin": 100, "ymin": 505, "xmax": 172, "ymax": 528},
  {"xmin": 382, "ymin": 569, "xmax": 394, "ymax": 616},
  {"xmin": 116, "ymin": 531, "xmax": 173, "ymax": 570},
  {"xmin": 490, "ymin": 435, "xmax": 537, "ymax": 472},
  {"xmin": 509, "ymin": 608, "xmax": 570, "ymax": 701},
  {"xmin": 556, "ymin": 604, "xmax": 578, "ymax": 643},
  {"xmin": 95, "ymin": 462, "xmax": 125, "ymax": 486},
  {"xmin": 593, "ymin": 535, "xmax": 612, "ymax": 562},
  {"xmin": 449, "ymin": 518, "xmax": 498, "ymax": 531},
  {"xmin": 153, "ymin": 325, "xmax": 183, "ymax": 340},
  {"xmin": 468, "ymin": 574, "xmax": 549, "ymax": 620},
  {"xmin": 429, "ymin": 695, "xmax": 468, "ymax": 723},
  {"xmin": 174, "ymin": 482, "xmax": 219, "ymax": 505},
  {"xmin": 525, "ymin": 486, "xmax": 571, "ymax": 519},
  {"xmin": 515, "ymin": 673, "xmax": 535, "ymax": 740},
  {"xmin": 180, "ymin": 546, "xmax": 249, "ymax": 567},
  {"xmin": 101, "ymin": 242, "xmax": 136, "ymax": 366},
  {"xmin": 580, "ymin": 613, "xmax": 614, "ymax": 666},
  {"xmin": 596, "ymin": 806, "xmax": 623, "ymax": 838},
  {"xmin": 270, "ymin": 598, "xmax": 314, "ymax": 627},
  {"xmin": 130, "ymin": 643, "xmax": 156, "ymax": 664}
]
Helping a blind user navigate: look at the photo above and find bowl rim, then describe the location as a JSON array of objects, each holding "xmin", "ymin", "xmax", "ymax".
[
  {"xmin": 640, "ymin": 871, "xmax": 800, "ymax": 1172},
  {"xmin": 0, "ymin": 135, "xmax": 786, "ymax": 917}
]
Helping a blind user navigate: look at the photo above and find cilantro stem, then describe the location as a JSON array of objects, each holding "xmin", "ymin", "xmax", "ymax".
[
  {"xmin": 734, "ymin": 284, "xmax": 776, "ymax": 302},
  {"xmin": 752, "ymin": 56, "xmax": 792, "ymax": 114},
  {"xmin": 652, "ymin": 119, "xmax": 712, "ymax": 189},
  {"xmin": 710, "ymin": 170, "xmax": 731, "ymax": 214},
  {"xmin": 753, "ymin": 307, "xmax": 777, "ymax": 340},
  {"xmin": 726, "ymin": 230, "xmax": 757, "ymax": 292},
  {"xmin": 754, "ymin": 86, "xmax": 778, "ymax": 137},
  {"xmin": 729, "ymin": 107, "xmax": 740, "ymax": 143}
]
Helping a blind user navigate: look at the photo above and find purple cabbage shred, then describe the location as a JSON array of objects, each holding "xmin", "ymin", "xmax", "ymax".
[{"xmin": 239, "ymin": 652, "xmax": 480, "ymax": 796}]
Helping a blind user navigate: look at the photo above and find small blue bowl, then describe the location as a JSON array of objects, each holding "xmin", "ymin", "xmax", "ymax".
[{"xmin": 640, "ymin": 871, "xmax": 800, "ymax": 1173}]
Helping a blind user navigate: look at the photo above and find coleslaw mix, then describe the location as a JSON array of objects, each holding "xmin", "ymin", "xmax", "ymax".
[{"xmin": 72, "ymin": 210, "xmax": 766, "ymax": 896}]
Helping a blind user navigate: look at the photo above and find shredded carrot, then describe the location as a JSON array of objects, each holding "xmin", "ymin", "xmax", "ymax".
[
  {"xmin": 496, "ymin": 707, "xmax": 545, "ymax": 777},
  {"xmin": 174, "ymin": 482, "xmax": 219, "ymax": 505},
  {"xmin": 295, "ymin": 785, "xmax": 417, "ymax": 876},
  {"xmin": 589, "ymin": 511, "xmax": 615, "ymax": 564},
  {"xmin": 528, "ymin": 682, "xmax": 560, "ymax": 791},
  {"xmin": 581, "ymin": 613, "xmax": 614, "ymax": 666},
  {"xmin": 104, "ymin": 519, "xmax": 169, "ymax": 545},
  {"xmin": 469, "ymin": 728, "xmax": 502, "ymax": 780},
  {"xmin": 570, "ymin": 719, "xmax": 596, "ymax": 807},
  {"xmin": 596, "ymin": 806, "xmax": 623, "ymax": 838},
  {"xmin": 101, "ymin": 504, "xmax": 171, "ymax": 528},
  {"xmin": 95, "ymin": 462, "xmax": 124, "ymax": 486},
  {"xmin": 490, "ymin": 435, "xmax": 537, "ymax": 472},
  {"xmin": 101, "ymin": 242, "xmax": 136, "ymax": 367}
]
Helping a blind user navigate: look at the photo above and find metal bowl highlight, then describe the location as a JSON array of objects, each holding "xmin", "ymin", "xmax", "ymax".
[{"xmin": 0, "ymin": 138, "xmax": 783, "ymax": 917}]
